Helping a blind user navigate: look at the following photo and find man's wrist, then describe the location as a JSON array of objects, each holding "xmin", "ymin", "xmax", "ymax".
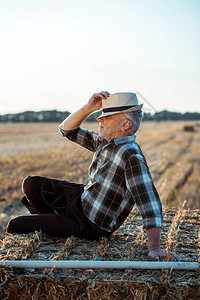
[
  {"xmin": 148, "ymin": 246, "xmax": 160, "ymax": 252},
  {"xmin": 83, "ymin": 104, "xmax": 97, "ymax": 115},
  {"xmin": 147, "ymin": 227, "xmax": 161, "ymax": 252}
]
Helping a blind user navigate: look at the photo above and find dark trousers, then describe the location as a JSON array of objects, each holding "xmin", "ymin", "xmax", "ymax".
[{"xmin": 6, "ymin": 176, "xmax": 111, "ymax": 240}]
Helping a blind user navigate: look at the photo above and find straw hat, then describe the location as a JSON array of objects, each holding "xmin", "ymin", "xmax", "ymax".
[{"xmin": 97, "ymin": 92, "xmax": 143, "ymax": 119}]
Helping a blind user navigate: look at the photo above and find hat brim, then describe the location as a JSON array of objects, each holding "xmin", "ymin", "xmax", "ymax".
[{"xmin": 96, "ymin": 104, "xmax": 143, "ymax": 120}]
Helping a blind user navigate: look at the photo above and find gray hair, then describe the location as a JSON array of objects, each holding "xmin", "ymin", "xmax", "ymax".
[{"xmin": 123, "ymin": 109, "xmax": 143, "ymax": 134}]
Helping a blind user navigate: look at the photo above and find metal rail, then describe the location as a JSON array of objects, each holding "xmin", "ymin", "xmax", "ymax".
[{"xmin": 0, "ymin": 260, "xmax": 199, "ymax": 270}]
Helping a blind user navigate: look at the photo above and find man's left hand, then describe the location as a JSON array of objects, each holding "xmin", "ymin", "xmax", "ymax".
[{"xmin": 148, "ymin": 248, "xmax": 181, "ymax": 261}]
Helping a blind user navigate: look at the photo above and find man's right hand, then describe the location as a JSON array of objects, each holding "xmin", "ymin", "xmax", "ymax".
[
  {"xmin": 59, "ymin": 91, "xmax": 110, "ymax": 131},
  {"xmin": 87, "ymin": 91, "xmax": 110, "ymax": 113}
]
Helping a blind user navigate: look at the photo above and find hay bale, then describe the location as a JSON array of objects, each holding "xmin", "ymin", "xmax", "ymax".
[
  {"xmin": 183, "ymin": 125, "xmax": 195, "ymax": 132},
  {"xmin": 0, "ymin": 207, "xmax": 199, "ymax": 299}
]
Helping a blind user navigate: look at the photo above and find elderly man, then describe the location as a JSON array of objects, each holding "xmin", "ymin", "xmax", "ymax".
[{"xmin": 7, "ymin": 91, "xmax": 180, "ymax": 261}]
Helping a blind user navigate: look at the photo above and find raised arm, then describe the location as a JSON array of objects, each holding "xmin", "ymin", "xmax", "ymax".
[{"xmin": 59, "ymin": 91, "xmax": 110, "ymax": 130}]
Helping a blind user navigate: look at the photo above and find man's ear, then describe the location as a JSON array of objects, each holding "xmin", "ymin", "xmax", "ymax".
[{"xmin": 121, "ymin": 120, "xmax": 132, "ymax": 131}]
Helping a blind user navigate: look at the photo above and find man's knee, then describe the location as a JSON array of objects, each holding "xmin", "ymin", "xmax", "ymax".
[{"xmin": 22, "ymin": 175, "xmax": 39, "ymax": 195}]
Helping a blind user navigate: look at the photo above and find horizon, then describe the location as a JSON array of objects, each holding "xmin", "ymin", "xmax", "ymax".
[
  {"xmin": 1, "ymin": 0, "xmax": 200, "ymax": 114},
  {"xmin": 1, "ymin": 107, "xmax": 200, "ymax": 116}
]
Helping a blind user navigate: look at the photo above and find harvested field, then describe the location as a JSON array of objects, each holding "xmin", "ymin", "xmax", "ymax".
[{"xmin": 0, "ymin": 121, "xmax": 200, "ymax": 299}]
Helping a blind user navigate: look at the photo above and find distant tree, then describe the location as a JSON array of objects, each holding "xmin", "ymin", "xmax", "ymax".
[
  {"xmin": 146, "ymin": 110, "xmax": 200, "ymax": 121},
  {"xmin": 0, "ymin": 109, "xmax": 200, "ymax": 123},
  {"xmin": 85, "ymin": 111, "xmax": 101, "ymax": 122},
  {"xmin": 143, "ymin": 113, "xmax": 154, "ymax": 121},
  {"xmin": 0, "ymin": 110, "xmax": 71, "ymax": 123}
]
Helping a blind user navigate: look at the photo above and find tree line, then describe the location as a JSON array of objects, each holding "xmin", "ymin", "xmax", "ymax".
[{"xmin": 0, "ymin": 109, "xmax": 200, "ymax": 123}]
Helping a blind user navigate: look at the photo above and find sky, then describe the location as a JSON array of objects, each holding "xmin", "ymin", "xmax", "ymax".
[{"xmin": 0, "ymin": 0, "xmax": 200, "ymax": 114}]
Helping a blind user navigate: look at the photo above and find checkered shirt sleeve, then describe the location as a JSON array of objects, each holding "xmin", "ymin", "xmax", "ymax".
[
  {"xmin": 59, "ymin": 127, "xmax": 105, "ymax": 152},
  {"xmin": 125, "ymin": 155, "xmax": 163, "ymax": 229}
]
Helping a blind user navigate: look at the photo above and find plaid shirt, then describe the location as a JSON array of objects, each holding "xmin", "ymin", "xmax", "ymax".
[{"xmin": 59, "ymin": 127, "xmax": 163, "ymax": 232}]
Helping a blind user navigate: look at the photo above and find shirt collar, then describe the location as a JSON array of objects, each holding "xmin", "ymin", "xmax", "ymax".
[{"xmin": 109, "ymin": 135, "xmax": 136, "ymax": 145}]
